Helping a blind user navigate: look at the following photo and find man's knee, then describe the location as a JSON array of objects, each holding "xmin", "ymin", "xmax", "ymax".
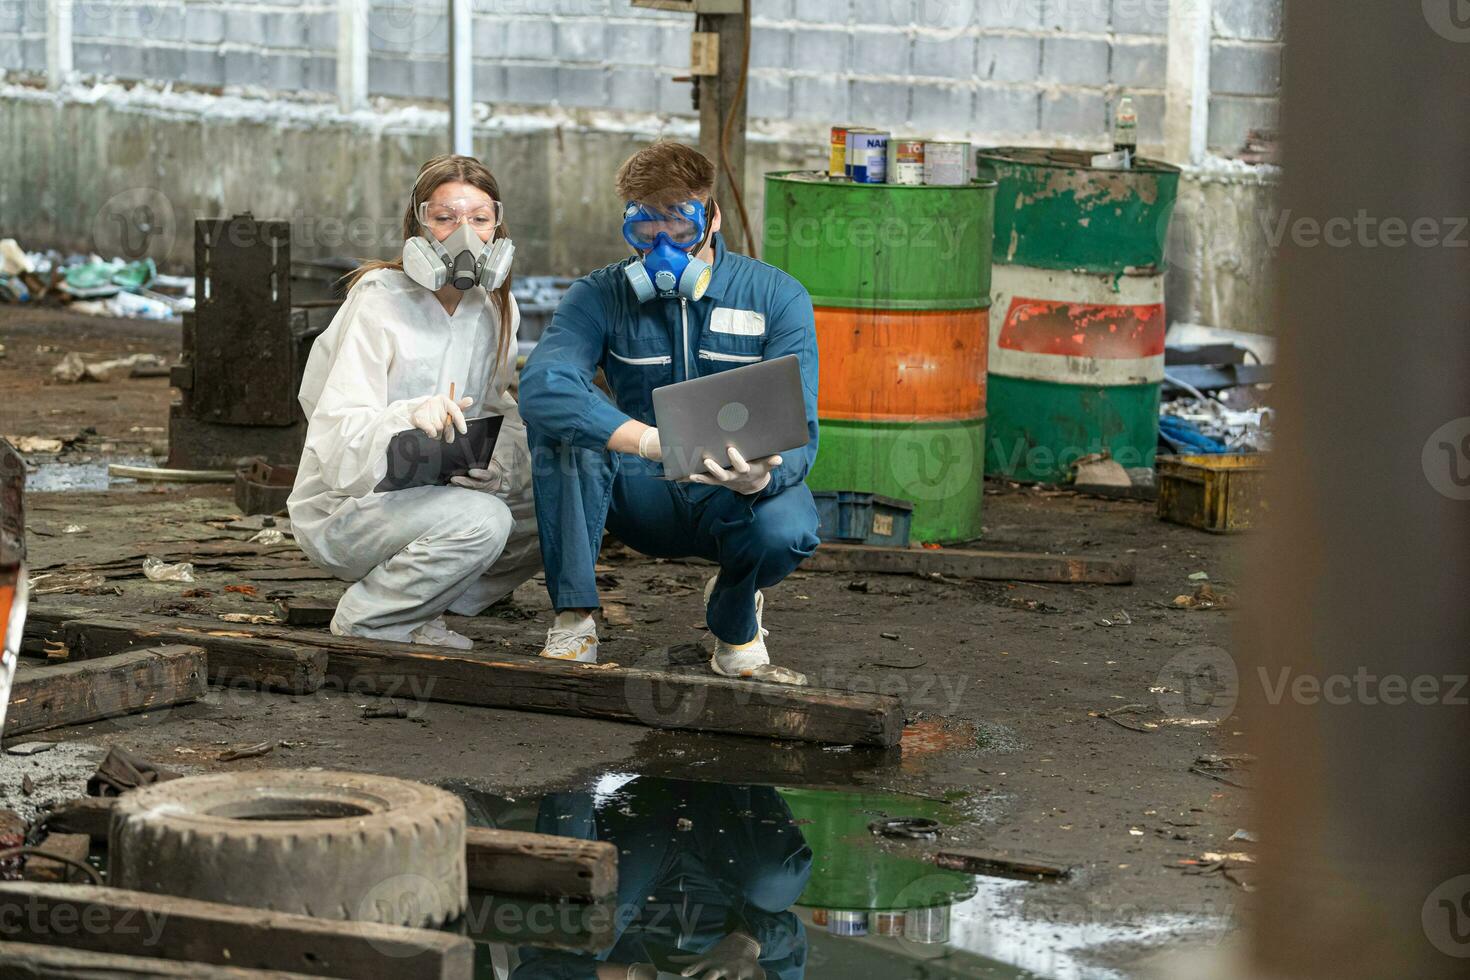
[
  {"xmin": 456, "ymin": 491, "xmax": 513, "ymax": 549},
  {"xmin": 735, "ymin": 497, "xmax": 819, "ymax": 563}
]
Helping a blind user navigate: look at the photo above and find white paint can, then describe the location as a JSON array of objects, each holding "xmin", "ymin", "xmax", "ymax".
[{"xmin": 923, "ymin": 141, "xmax": 970, "ymax": 185}]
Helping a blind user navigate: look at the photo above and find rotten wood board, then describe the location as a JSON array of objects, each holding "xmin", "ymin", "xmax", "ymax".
[
  {"xmin": 26, "ymin": 615, "xmax": 327, "ymax": 694},
  {"xmin": 0, "ymin": 883, "xmax": 473, "ymax": 980},
  {"xmin": 6, "ymin": 646, "xmax": 209, "ymax": 737},
  {"xmin": 0, "ymin": 943, "xmax": 323, "ymax": 979},
  {"xmin": 22, "ymin": 833, "xmax": 92, "ymax": 884},
  {"xmin": 41, "ymin": 796, "xmax": 116, "ymax": 839},
  {"xmin": 802, "ymin": 542, "xmax": 1135, "ymax": 585},
  {"xmin": 932, "ymin": 848, "xmax": 1073, "ymax": 882},
  {"xmin": 465, "ymin": 826, "xmax": 617, "ymax": 900},
  {"xmin": 24, "ymin": 608, "xmax": 902, "ymax": 745}
]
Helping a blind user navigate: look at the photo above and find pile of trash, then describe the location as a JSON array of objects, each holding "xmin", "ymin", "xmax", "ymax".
[
  {"xmin": 1161, "ymin": 396, "xmax": 1274, "ymax": 453},
  {"xmin": 0, "ymin": 239, "xmax": 194, "ymax": 321}
]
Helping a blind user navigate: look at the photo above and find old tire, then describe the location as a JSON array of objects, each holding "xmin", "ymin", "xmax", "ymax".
[{"xmin": 107, "ymin": 769, "xmax": 467, "ymax": 927}]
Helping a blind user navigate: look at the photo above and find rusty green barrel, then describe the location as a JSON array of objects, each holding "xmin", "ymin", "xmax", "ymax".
[
  {"xmin": 976, "ymin": 148, "xmax": 1180, "ymax": 483},
  {"xmin": 764, "ymin": 172, "xmax": 996, "ymax": 542}
]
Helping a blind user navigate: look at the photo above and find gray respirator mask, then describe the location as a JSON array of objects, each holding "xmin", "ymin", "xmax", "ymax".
[{"xmin": 403, "ymin": 221, "xmax": 514, "ymax": 293}]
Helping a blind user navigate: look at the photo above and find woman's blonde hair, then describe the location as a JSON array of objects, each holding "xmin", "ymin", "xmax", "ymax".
[{"xmin": 347, "ymin": 154, "xmax": 515, "ymax": 367}]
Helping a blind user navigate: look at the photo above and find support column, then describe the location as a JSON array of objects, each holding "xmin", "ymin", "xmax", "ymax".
[
  {"xmin": 1163, "ymin": 0, "xmax": 1211, "ymax": 164},
  {"xmin": 449, "ymin": 0, "xmax": 474, "ymax": 157},
  {"xmin": 337, "ymin": 0, "xmax": 369, "ymax": 113},
  {"xmin": 46, "ymin": 0, "xmax": 74, "ymax": 91},
  {"xmin": 696, "ymin": 4, "xmax": 750, "ymax": 255}
]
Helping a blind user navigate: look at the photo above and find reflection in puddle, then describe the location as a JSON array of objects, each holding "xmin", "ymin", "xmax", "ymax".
[{"xmin": 445, "ymin": 777, "xmax": 1227, "ymax": 979}]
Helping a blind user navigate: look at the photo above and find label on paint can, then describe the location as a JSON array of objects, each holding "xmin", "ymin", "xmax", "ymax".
[
  {"xmin": 923, "ymin": 141, "xmax": 969, "ymax": 186},
  {"xmin": 829, "ymin": 126, "xmax": 848, "ymax": 178},
  {"xmin": 887, "ymin": 138, "xmax": 925, "ymax": 185},
  {"xmin": 847, "ymin": 130, "xmax": 889, "ymax": 184}
]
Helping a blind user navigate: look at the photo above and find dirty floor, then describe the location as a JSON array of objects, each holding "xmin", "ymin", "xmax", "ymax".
[{"xmin": 1, "ymin": 306, "xmax": 1253, "ymax": 977}]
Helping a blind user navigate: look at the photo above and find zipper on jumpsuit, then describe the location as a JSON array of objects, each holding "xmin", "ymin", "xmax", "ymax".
[{"xmin": 680, "ymin": 298, "xmax": 692, "ymax": 381}]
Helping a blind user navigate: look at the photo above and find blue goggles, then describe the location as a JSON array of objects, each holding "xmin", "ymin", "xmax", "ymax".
[{"xmin": 621, "ymin": 199, "xmax": 708, "ymax": 250}]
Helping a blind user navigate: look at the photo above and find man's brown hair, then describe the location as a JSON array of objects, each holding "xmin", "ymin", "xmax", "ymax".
[{"xmin": 615, "ymin": 141, "xmax": 716, "ymax": 208}]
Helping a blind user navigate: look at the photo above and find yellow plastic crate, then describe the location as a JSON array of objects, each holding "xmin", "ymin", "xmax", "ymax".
[{"xmin": 1156, "ymin": 454, "xmax": 1267, "ymax": 533}]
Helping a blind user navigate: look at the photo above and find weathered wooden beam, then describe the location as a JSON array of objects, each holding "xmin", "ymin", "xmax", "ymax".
[
  {"xmin": 465, "ymin": 827, "xmax": 617, "ymax": 900},
  {"xmin": 0, "ymin": 942, "xmax": 322, "ymax": 979},
  {"xmin": 326, "ymin": 642, "xmax": 902, "ymax": 747},
  {"xmin": 0, "ymin": 883, "xmax": 473, "ymax": 980},
  {"xmin": 41, "ymin": 796, "xmax": 115, "ymax": 840},
  {"xmin": 23, "ymin": 608, "xmax": 902, "ymax": 746},
  {"xmin": 6, "ymin": 647, "xmax": 208, "ymax": 737},
  {"xmin": 22, "ymin": 833, "xmax": 91, "ymax": 883},
  {"xmin": 52, "ymin": 618, "xmax": 326, "ymax": 694},
  {"xmin": 802, "ymin": 542, "xmax": 1135, "ymax": 585},
  {"xmin": 932, "ymin": 848, "xmax": 1072, "ymax": 882}
]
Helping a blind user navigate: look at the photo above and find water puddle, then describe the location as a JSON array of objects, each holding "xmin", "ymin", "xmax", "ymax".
[
  {"xmin": 24, "ymin": 456, "xmax": 153, "ymax": 493},
  {"xmin": 443, "ymin": 775, "xmax": 1229, "ymax": 979}
]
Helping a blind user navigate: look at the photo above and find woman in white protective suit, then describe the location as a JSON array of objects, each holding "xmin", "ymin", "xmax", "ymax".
[{"xmin": 287, "ymin": 154, "xmax": 540, "ymax": 649}]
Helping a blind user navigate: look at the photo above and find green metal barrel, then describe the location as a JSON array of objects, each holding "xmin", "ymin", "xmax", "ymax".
[
  {"xmin": 976, "ymin": 148, "xmax": 1180, "ymax": 483},
  {"xmin": 764, "ymin": 172, "xmax": 996, "ymax": 542}
]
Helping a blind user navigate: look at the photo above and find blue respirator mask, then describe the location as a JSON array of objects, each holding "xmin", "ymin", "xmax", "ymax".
[{"xmin": 622, "ymin": 199, "xmax": 713, "ymax": 303}]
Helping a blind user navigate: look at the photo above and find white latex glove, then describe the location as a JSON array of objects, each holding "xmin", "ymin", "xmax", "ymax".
[
  {"xmin": 638, "ymin": 426, "xmax": 663, "ymax": 462},
  {"xmin": 450, "ymin": 460, "xmax": 509, "ymax": 495},
  {"xmin": 673, "ymin": 931, "xmax": 764, "ymax": 980},
  {"xmin": 410, "ymin": 395, "xmax": 473, "ymax": 443},
  {"xmin": 689, "ymin": 446, "xmax": 781, "ymax": 495}
]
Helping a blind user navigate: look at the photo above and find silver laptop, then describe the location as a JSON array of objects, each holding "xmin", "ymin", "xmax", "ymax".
[{"xmin": 652, "ymin": 355, "xmax": 809, "ymax": 481}]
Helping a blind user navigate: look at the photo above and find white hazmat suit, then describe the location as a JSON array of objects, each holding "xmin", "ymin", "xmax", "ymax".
[{"xmin": 287, "ymin": 268, "xmax": 539, "ymax": 643}]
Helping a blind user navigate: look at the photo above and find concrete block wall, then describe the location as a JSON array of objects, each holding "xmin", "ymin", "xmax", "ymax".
[
  {"xmin": 0, "ymin": 1, "xmax": 49, "ymax": 73},
  {"xmin": 1208, "ymin": 0, "xmax": 1282, "ymax": 152}
]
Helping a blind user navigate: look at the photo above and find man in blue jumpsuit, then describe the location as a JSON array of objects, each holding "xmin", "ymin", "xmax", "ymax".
[{"xmin": 519, "ymin": 142, "xmax": 820, "ymax": 683}]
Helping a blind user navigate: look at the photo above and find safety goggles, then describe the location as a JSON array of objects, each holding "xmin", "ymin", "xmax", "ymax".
[
  {"xmin": 622, "ymin": 199, "xmax": 708, "ymax": 249},
  {"xmin": 417, "ymin": 199, "xmax": 504, "ymax": 237}
]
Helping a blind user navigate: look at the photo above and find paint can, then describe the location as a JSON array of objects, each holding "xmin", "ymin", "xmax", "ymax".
[
  {"xmin": 810, "ymin": 908, "xmax": 830, "ymax": 927},
  {"xmin": 871, "ymin": 911, "xmax": 906, "ymax": 937},
  {"xmin": 827, "ymin": 910, "xmax": 869, "ymax": 936},
  {"xmin": 829, "ymin": 127, "xmax": 848, "ymax": 178},
  {"xmin": 923, "ymin": 141, "xmax": 969, "ymax": 186},
  {"xmin": 846, "ymin": 129, "xmax": 889, "ymax": 184},
  {"xmin": 887, "ymin": 139, "xmax": 925, "ymax": 185},
  {"xmin": 903, "ymin": 905, "xmax": 952, "ymax": 944}
]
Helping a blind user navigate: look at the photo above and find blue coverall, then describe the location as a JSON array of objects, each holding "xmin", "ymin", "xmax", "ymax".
[{"xmin": 518, "ymin": 232, "xmax": 821, "ymax": 646}]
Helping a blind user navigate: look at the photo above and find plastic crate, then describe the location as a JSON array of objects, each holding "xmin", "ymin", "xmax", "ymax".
[
  {"xmin": 1156, "ymin": 454, "xmax": 1266, "ymax": 533},
  {"xmin": 812, "ymin": 491, "xmax": 915, "ymax": 547}
]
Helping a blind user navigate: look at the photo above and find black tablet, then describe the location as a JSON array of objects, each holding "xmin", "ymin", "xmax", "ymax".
[{"xmin": 374, "ymin": 415, "xmax": 505, "ymax": 493}]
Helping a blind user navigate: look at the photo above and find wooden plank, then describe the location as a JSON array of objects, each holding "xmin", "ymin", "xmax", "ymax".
[
  {"xmin": 23, "ymin": 833, "xmax": 91, "ymax": 883},
  {"xmin": 0, "ymin": 883, "xmax": 473, "ymax": 980},
  {"xmin": 326, "ymin": 642, "xmax": 902, "ymax": 747},
  {"xmin": 0, "ymin": 942, "xmax": 322, "ymax": 979},
  {"xmin": 52, "ymin": 618, "xmax": 327, "ymax": 694},
  {"xmin": 932, "ymin": 848, "xmax": 1072, "ymax": 882},
  {"xmin": 41, "ymin": 797, "xmax": 115, "ymax": 839},
  {"xmin": 802, "ymin": 542, "xmax": 1135, "ymax": 585},
  {"xmin": 25, "ymin": 607, "xmax": 901, "ymax": 746},
  {"xmin": 5, "ymin": 647, "xmax": 208, "ymax": 737},
  {"xmin": 465, "ymin": 827, "xmax": 617, "ymax": 900}
]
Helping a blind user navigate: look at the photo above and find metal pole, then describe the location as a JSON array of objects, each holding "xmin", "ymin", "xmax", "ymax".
[{"xmin": 449, "ymin": 0, "xmax": 474, "ymax": 157}]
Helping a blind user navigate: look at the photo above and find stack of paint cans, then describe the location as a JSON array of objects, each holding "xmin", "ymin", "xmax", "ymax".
[{"xmin": 827, "ymin": 127, "xmax": 975, "ymax": 187}]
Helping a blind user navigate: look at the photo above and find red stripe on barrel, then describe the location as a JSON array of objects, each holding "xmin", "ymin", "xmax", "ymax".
[{"xmin": 998, "ymin": 297, "xmax": 1165, "ymax": 359}]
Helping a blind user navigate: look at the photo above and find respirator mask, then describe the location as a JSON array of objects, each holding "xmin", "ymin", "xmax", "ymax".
[
  {"xmin": 622, "ymin": 199, "xmax": 713, "ymax": 303},
  {"xmin": 403, "ymin": 198, "xmax": 514, "ymax": 292}
]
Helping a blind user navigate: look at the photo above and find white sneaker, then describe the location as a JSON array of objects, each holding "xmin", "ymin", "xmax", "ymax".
[
  {"xmin": 539, "ymin": 611, "xmax": 598, "ymax": 663},
  {"xmin": 409, "ymin": 617, "xmax": 473, "ymax": 650},
  {"xmin": 705, "ymin": 575, "xmax": 801, "ymax": 681}
]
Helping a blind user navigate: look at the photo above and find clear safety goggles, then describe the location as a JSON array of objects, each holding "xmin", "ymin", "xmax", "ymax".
[
  {"xmin": 622, "ymin": 199, "xmax": 707, "ymax": 249},
  {"xmin": 417, "ymin": 199, "xmax": 504, "ymax": 237}
]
